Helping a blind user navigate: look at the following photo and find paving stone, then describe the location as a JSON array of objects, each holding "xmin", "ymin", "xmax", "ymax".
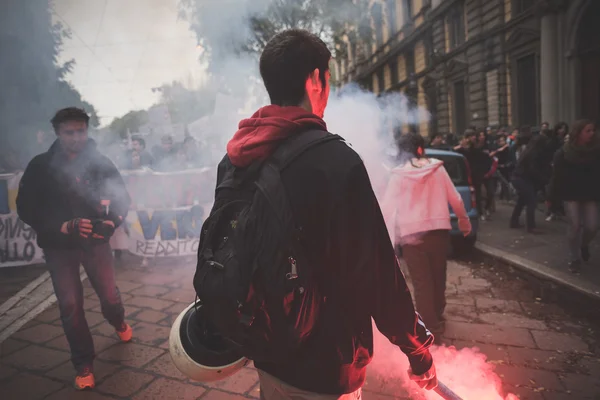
[
  {"xmin": 128, "ymin": 295, "xmax": 175, "ymax": 311},
  {"xmin": 135, "ymin": 309, "xmax": 170, "ymax": 323},
  {"xmin": 45, "ymin": 388, "xmax": 116, "ymax": 400},
  {"xmin": 34, "ymin": 306, "xmax": 61, "ymax": 323},
  {"xmin": 520, "ymin": 302, "xmax": 566, "ymax": 319},
  {"xmin": 84, "ymin": 297, "xmax": 102, "ymax": 311},
  {"xmin": 443, "ymin": 304, "xmax": 478, "ymax": 323},
  {"xmin": 144, "ymin": 353, "xmax": 188, "ymax": 380},
  {"xmin": 97, "ymin": 342, "xmax": 165, "ymax": 368},
  {"xmin": 457, "ymin": 277, "xmax": 492, "ymax": 291},
  {"xmin": 0, "ymin": 338, "xmax": 29, "ymax": 358},
  {"xmin": 130, "ymin": 322, "xmax": 171, "ymax": 347},
  {"xmin": 451, "ymin": 340, "xmax": 510, "ymax": 362},
  {"xmin": 443, "ymin": 321, "xmax": 536, "ymax": 347},
  {"xmin": 478, "ymin": 312, "xmax": 548, "ymax": 330},
  {"xmin": 1, "ymin": 344, "xmax": 70, "ymax": 371},
  {"xmin": 163, "ymin": 302, "xmax": 190, "ymax": 314},
  {"xmin": 138, "ymin": 273, "xmax": 180, "ymax": 286},
  {"xmin": 0, "ymin": 372, "xmax": 64, "ymax": 400},
  {"xmin": 133, "ymin": 377, "xmax": 205, "ymax": 400},
  {"xmin": 558, "ymin": 372, "xmax": 600, "ymax": 397},
  {"xmin": 96, "ymin": 369, "xmax": 155, "ymax": 397},
  {"xmin": 46, "ymin": 359, "xmax": 121, "ymax": 383},
  {"xmin": 0, "ymin": 364, "xmax": 18, "ymax": 381},
  {"xmin": 501, "ymin": 384, "xmax": 544, "ymax": 400},
  {"xmin": 45, "ymin": 333, "xmax": 119, "ymax": 354},
  {"xmin": 445, "ymin": 294, "xmax": 476, "ymax": 306},
  {"xmin": 506, "ymin": 347, "xmax": 567, "ymax": 371},
  {"xmin": 579, "ymin": 357, "xmax": 600, "ymax": 377},
  {"xmin": 131, "ymin": 285, "xmax": 171, "ymax": 297},
  {"xmin": 494, "ymin": 365, "xmax": 564, "ymax": 391},
  {"xmin": 83, "ymin": 287, "xmax": 96, "ymax": 298},
  {"xmin": 92, "ymin": 321, "xmax": 122, "ymax": 338},
  {"xmin": 11, "ymin": 323, "xmax": 65, "ymax": 343},
  {"xmin": 204, "ymin": 366, "xmax": 259, "ymax": 394},
  {"xmin": 361, "ymin": 391, "xmax": 398, "ymax": 399},
  {"xmin": 160, "ymin": 289, "xmax": 197, "ymax": 303},
  {"xmin": 530, "ymin": 331, "xmax": 590, "ymax": 353},
  {"xmin": 201, "ymin": 389, "xmax": 252, "ymax": 400},
  {"xmin": 445, "ymin": 283, "xmax": 459, "ymax": 295},
  {"xmin": 116, "ymin": 280, "xmax": 144, "ymax": 293},
  {"xmin": 475, "ymin": 297, "xmax": 523, "ymax": 313},
  {"xmin": 125, "ymin": 306, "xmax": 144, "ymax": 318}
]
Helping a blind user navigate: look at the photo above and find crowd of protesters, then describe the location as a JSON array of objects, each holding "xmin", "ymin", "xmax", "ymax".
[
  {"xmin": 103, "ymin": 133, "xmax": 214, "ymax": 172},
  {"xmin": 427, "ymin": 120, "xmax": 600, "ymax": 273}
]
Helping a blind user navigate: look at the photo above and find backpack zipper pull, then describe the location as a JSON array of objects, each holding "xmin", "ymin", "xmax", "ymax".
[{"xmin": 286, "ymin": 257, "xmax": 298, "ymax": 280}]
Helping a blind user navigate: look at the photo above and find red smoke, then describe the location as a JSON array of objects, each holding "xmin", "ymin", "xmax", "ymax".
[{"xmin": 370, "ymin": 325, "xmax": 518, "ymax": 400}]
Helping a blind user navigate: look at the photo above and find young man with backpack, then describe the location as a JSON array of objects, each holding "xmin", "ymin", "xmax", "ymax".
[{"xmin": 193, "ymin": 29, "xmax": 437, "ymax": 399}]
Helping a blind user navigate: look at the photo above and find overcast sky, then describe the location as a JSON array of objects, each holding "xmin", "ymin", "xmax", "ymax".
[{"xmin": 52, "ymin": 0, "xmax": 205, "ymax": 126}]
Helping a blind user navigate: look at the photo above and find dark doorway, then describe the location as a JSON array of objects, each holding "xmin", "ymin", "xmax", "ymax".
[
  {"xmin": 578, "ymin": 1, "xmax": 600, "ymax": 124},
  {"xmin": 516, "ymin": 54, "xmax": 539, "ymax": 127}
]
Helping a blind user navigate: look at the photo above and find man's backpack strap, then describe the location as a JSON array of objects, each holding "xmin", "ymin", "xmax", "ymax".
[
  {"xmin": 255, "ymin": 130, "xmax": 342, "ymax": 227},
  {"xmin": 270, "ymin": 130, "xmax": 342, "ymax": 170}
]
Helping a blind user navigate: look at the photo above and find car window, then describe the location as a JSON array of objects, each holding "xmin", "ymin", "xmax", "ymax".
[{"xmin": 428, "ymin": 155, "xmax": 469, "ymax": 186}]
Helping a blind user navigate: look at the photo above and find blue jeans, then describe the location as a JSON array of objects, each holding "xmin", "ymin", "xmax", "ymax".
[
  {"xmin": 564, "ymin": 201, "xmax": 599, "ymax": 262},
  {"xmin": 510, "ymin": 177, "xmax": 537, "ymax": 229},
  {"xmin": 44, "ymin": 243, "xmax": 125, "ymax": 373}
]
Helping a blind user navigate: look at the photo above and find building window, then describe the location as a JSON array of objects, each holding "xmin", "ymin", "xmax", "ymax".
[
  {"xmin": 448, "ymin": 4, "xmax": 465, "ymax": 49},
  {"xmin": 372, "ymin": 3, "xmax": 384, "ymax": 47},
  {"xmin": 390, "ymin": 60, "xmax": 399, "ymax": 86},
  {"xmin": 405, "ymin": 48, "xmax": 415, "ymax": 76},
  {"xmin": 516, "ymin": 54, "xmax": 539, "ymax": 127},
  {"xmin": 402, "ymin": 0, "xmax": 413, "ymax": 25},
  {"xmin": 386, "ymin": 0, "xmax": 397, "ymax": 36},
  {"xmin": 424, "ymin": 33, "xmax": 433, "ymax": 67},
  {"xmin": 512, "ymin": 0, "xmax": 534, "ymax": 16},
  {"xmin": 377, "ymin": 69, "xmax": 385, "ymax": 92},
  {"xmin": 453, "ymin": 80, "xmax": 467, "ymax": 135}
]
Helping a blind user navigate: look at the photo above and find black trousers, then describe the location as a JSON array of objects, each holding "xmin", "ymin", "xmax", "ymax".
[{"xmin": 400, "ymin": 230, "xmax": 450, "ymax": 330}]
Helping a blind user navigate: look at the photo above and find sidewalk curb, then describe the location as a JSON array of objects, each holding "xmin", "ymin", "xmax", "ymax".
[{"xmin": 474, "ymin": 242, "xmax": 600, "ymax": 302}]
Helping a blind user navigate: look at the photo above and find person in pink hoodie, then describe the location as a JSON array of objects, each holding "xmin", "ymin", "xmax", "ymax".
[{"xmin": 382, "ymin": 132, "xmax": 471, "ymax": 336}]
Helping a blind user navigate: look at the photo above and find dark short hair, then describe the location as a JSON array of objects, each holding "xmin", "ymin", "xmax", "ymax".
[
  {"xmin": 397, "ymin": 132, "xmax": 426, "ymax": 158},
  {"xmin": 132, "ymin": 136, "xmax": 145, "ymax": 148},
  {"xmin": 259, "ymin": 29, "xmax": 331, "ymax": 106},
  {"xmin": 51, "ymin": 107, "xmax": 90, "ymax": 133},
  {"xmin": 464, "ymin": 129, "xmax": 477, "ymax": 138}
]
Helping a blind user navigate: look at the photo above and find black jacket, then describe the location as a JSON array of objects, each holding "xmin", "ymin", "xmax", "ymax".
[
  {"xmin": 455, "ymin": 146, "xmax": 492, "ymax": 183},
  {"xmin": 512, "ymin": 146, "xmax": 552, "ymax": 190},
  {"xmin": 16, "ymin": 139, "xmax": 131, "ymax": 249},
  {"xmin": 217, "ymin": 137, "xmax": 433, "ymax": 395},
  {"xmin": 549, "ymin": 148, "xmax": 600, "ymax": 202}
]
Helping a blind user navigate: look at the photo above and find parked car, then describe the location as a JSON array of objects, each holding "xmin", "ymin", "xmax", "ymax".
[{"xmin": 425, "ymin": 148, "xmax": 479, "ymax": 254}]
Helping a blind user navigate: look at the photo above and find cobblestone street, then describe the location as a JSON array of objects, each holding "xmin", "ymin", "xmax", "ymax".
[{"xmin": 0, "ymin": 254, "xmax": 598, "ymax": 400}]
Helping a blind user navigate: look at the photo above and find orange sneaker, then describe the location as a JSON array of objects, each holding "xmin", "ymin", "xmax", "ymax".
[
  {"xmin": 116, "ymin": 323, "xmax": 133, "ymax": 342},
  {"xmin": 74, "ymin": 367, "xmax": 95, "ymax": 390}
]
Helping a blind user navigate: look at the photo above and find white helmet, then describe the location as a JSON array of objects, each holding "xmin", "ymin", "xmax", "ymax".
[{"xmin": 169, "ymin": 301, "xmax": 249, "ymax": 382}]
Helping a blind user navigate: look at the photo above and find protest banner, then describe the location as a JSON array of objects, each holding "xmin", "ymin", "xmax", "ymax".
[
  {"xmin": 0, "ymin": 213, "xmax": 44, "ymax": 267},
  {"xmin": 0, "ymin": 168, "xmax": 215, "ymax": 267}
]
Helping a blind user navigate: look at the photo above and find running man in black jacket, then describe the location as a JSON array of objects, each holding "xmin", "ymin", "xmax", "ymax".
[
  {"xmin": 222, "ymin": 30, "xmax": 436, "ymax": 399},
  {"xmin": 16, "ymin": 108, "xmax": 133, "ymax": 390}
]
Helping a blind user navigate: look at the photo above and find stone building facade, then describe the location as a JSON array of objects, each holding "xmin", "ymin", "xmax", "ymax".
[{"xmin": 336, "ymin": 0, "xmax": 600, "ymax": 138}]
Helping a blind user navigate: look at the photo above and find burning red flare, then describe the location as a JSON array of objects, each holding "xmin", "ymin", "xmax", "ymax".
[{"xmin": 371, "ymin": 325, "xmax": 517, "ymax": 400}]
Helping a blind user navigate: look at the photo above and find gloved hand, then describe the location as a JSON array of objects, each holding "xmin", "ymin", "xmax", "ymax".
[
  {"xmin": 458, "ymin": 218, "xmax": 472, "ymax": 237},
  {"xmin": 61, "ymin": 218, "xmax": 93, "ymax": 238},
  {"xmin": 91, "ymin": 220, "xmax": 116, "ymax": 240},
  {"xmin": 408, "ymin": 363, "xmax": 438, "ymax": 390}
]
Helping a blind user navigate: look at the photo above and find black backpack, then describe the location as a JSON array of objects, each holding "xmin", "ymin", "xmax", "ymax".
[{"xmin": 193, "ymin": 130, "xmax": 342, "ymax": 363}]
